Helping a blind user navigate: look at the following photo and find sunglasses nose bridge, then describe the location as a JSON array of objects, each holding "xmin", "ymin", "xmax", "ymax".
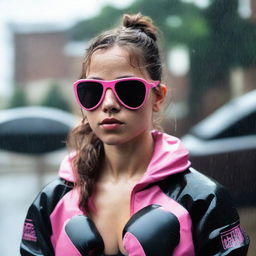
[
  {"xmin": 101, "ymin": 82, "xmax": 121, "ymax": 110},
  {"xmin": 103, "ymin": 82, "xmax": 116, "ymax": 97},
  {"xmin": 104, "ymin": 81, "xmax": 116, "ymax": 90}
]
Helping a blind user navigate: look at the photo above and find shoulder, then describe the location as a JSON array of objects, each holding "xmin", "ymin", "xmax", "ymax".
[
  {"xmin": 160, "ymin": 167, "xmax": 222, "ymax": 197},
  {"xmin": 32, "ymin": 178, "xmax": 74, "ymax": 215},
  {"xmin": 180, "ymin": 167, "xmax": 227, "ymax": 200},
  {"xmin": 159, "ymin": 167, "xmax": 238, "ymax": 218}
]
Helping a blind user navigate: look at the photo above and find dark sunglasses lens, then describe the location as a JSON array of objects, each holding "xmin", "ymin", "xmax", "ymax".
[
  {"xmin": 77, "ymin": 82, "xmax": 103, "ymax": 109},
  {"xmin": 115, "ymin": 80, "xmax": 146, "ymax": 108}
]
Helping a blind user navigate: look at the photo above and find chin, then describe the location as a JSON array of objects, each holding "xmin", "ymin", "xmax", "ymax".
[
  {"xmin": 96, "ymin": 128, "xmax": 149, "ymax": 146},
  {"xmin": 99, "ymin": 133, "xmax": 132, "ymax": 146},
  {"xmin": 102, "ymin": 138, "xmax": 126, "ymax": 146}
]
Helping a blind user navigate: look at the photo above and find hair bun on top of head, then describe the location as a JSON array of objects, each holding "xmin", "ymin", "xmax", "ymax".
[{"xmin": 122, "ymin": 13, "xmax": 158, "ymax": 41}]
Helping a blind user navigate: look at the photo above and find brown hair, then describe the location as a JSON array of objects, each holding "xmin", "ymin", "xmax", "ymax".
[{"xmin": 68, "ymin": 13, "xmax": 163, "ymax": 214}]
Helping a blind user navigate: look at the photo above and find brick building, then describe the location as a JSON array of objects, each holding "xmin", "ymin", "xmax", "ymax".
[
  {"xmin": 13, "ymin": 24, "xmax": 70, "ymax": 84},
  {"xmin": 11, "ymin": 23, "xmax": 85, "ymax": 105}
]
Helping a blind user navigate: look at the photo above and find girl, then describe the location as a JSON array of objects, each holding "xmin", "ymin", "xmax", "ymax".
[{"xmin": 20, "ymin": 13, "xmax": 249, "ymax": 256}]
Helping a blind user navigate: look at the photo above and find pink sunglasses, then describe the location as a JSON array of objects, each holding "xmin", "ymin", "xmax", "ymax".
[{"xmin": 73, "ymin": 77, "xmax": 160, "ymax": 110}]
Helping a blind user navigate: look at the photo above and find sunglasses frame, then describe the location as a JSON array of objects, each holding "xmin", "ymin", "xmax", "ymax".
[{"xmin": 73, "ymin": 77, "xmax": 160, "ymax": 110}]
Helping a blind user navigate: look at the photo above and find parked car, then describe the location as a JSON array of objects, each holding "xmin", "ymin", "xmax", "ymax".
[{"xmin": 182, "ymin": 90, "xmax": 256, "ymax": 206}]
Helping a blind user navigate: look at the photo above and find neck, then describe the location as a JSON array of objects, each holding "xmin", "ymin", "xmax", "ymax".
[{"xmin": 101, "ymin": 131, "xmax": 154, "ymax": 182}]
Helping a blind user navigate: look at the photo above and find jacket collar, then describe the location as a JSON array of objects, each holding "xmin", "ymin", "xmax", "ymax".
[{"xmin": 58, "ymin": 131, "xmax": 190, "ymax": 184}]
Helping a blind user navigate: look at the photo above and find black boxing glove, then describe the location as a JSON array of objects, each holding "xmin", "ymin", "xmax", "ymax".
[
  {"xmin": 122, "ymin": 204, "xmax": 180, "ymax": 256},
  {"xmin": 65, "ymin": 215, "xmax": 104, "ymax": 256}
]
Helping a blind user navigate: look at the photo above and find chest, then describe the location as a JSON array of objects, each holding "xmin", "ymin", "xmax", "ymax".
[{"xmin": 92, "ymin": 181, "xmax": 135, "ymax": 255}]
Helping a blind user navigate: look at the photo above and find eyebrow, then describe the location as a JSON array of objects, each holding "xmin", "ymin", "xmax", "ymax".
[
  {"xmin": 86, "ymin": 75, "xmax": 136, "ymax": 80},
  {"xmin": 86, "ymin": 76, "xmax": 103, "ymax": 80},
  {"xmin": 116, "ymin": 75, "xmax": 135, "ymax": 79}
]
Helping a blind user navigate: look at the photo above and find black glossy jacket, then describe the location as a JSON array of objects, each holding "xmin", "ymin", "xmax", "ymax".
[{"xmin": 20, "ymin": 132, "xmax": 250, "ymax": 255}]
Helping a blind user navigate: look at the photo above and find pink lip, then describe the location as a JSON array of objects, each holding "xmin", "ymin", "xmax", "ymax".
[
  {"xmin": 100, "ymin": 118, "xmax": 123, "ymax": 125},
  {"xmin": 99, "ymin": 118, "xmax": 124, "ymax": 130}
]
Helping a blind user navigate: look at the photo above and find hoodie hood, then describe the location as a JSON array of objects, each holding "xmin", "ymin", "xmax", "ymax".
[
  {"xmin": 58, "ymin": 130, "xmax": 191, "ymax": 185},
  {"xmin": 134, "ymin": 130, "xmax": 191, "ymax": 190},
  {"xmin": 58, "ymin": 151, "xmax": 76, "ymax": 182}
]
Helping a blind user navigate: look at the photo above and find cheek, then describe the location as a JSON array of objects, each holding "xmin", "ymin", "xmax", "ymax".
[
  {"xmin": 149, "ymin": 92, "xmax": 158, "ymax": 111},
  {"xmin": 85, "ymin": 113, "xmax": 97, "ymax": 129},
  {"xmin": 132, "ymin": 105, "xmax": 153, "ymax": 127},
  {"xmin": 142, "ymin": 96, "xmax": 155, "ymax": 117}
]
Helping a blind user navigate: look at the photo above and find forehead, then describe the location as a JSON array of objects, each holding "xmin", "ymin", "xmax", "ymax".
[
  {"xmin": 86, "ymin": 45, "xmax": 148, "ymax": 79},
  {"xmin": 91, "ymin": 45, "xmax": 130, "ymax": 66}
]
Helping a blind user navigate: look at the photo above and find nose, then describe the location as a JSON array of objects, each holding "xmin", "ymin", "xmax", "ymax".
[{"xmin": 101, "ymin": 89, "xmax": 121, "ymax": 113}]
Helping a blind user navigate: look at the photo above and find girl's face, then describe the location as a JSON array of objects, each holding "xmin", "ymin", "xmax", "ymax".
[{"xmin": 85, "ymin": 45, "xmax": 164, "ymax": 146}]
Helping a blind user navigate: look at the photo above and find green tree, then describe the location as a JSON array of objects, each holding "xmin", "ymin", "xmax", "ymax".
[
  {"xmin": 189, "ymin": 0, "xmax": 256, "ymax": 119},
  {"xmin": 8, "ymin": 85, "xmax": 29, "ymax": 108},
  {"xmin": 69, "ymin": 0, "xmax": 256, "ymax": 119},
  {"xmin": 69, "ymin": 0, "xmax": 203, "ymax": 49},
  {"xmin": 40, "ymin": 82, "xmax": 71, "ymax": 112},
  {"xmin": 69, "ymin": 5, "xmax": 123, "ymax": 41}
]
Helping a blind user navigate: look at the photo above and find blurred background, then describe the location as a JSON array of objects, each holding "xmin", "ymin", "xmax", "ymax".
[{"xmin": 0, "ymin": 0, "xmax": 255, "ymax": 255}]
